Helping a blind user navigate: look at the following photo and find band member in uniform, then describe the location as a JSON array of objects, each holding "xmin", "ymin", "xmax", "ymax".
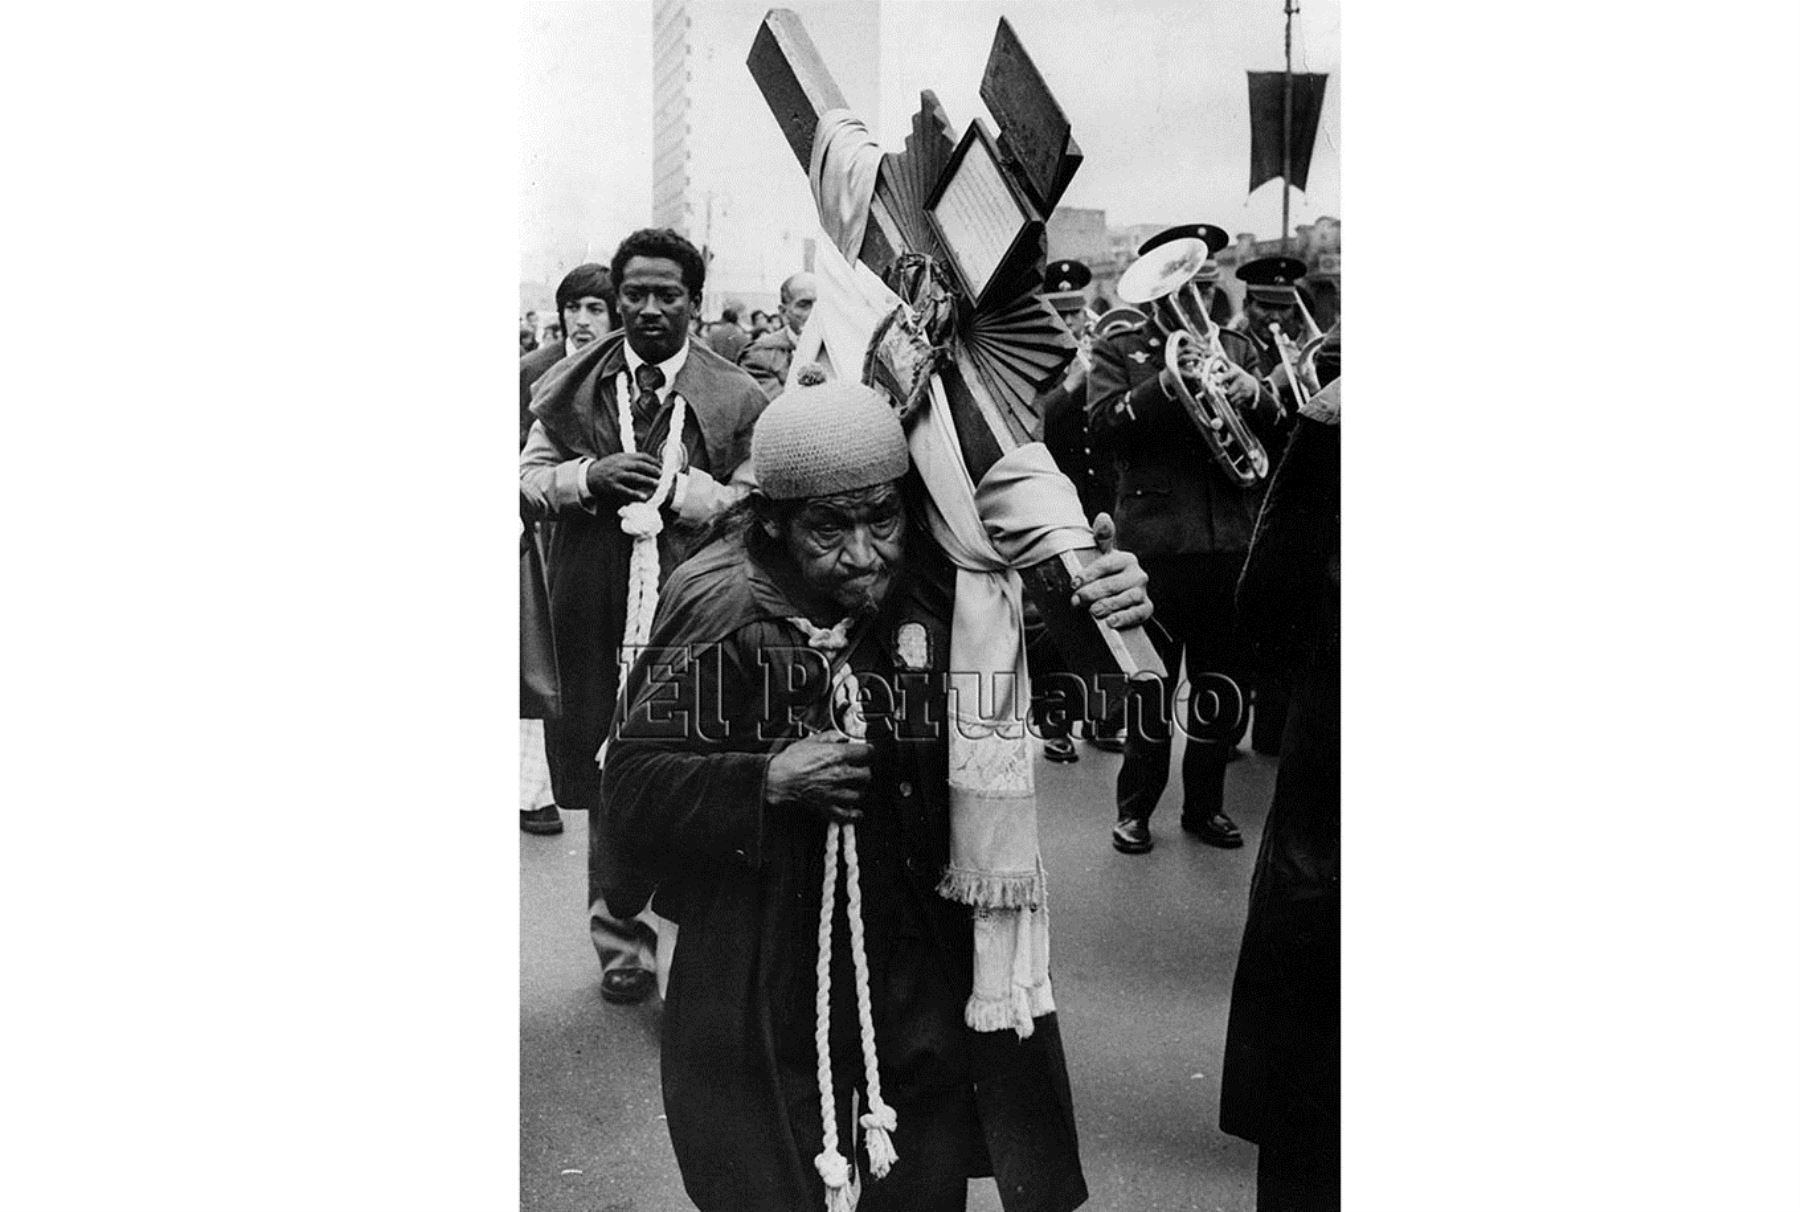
[
  {"xmin": 1036, "ymin": 260, "xmax": 1109, "ymax": 521},
  {"xmin": 1231, "ymin": 255, "xmax": 1315, "ymax": 405},
  {"xmin": 1028, "ymin": 259, "xmax": 1104, "ymax": 763},
  {"xmin": 1087, "ymin": 224, "xmax": 1288, "ymax": 854},
  {"xmin": 1194, "ymin": 256, "xmax": 1235, "ymax": 329}
]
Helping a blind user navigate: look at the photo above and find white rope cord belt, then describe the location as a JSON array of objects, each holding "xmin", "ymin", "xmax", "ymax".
[
  {"xmin": 788, "ymin": 615, "xmax": 898, "ymax": 1210},
  {"xmin": 614, "ymin": 370, "xmax": 688, "ymax": 687}
]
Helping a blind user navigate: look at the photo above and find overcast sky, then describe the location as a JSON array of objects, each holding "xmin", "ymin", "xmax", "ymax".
[{"xmin": 522, "ymin": 0, "xmax": 1338, "ymax": 283}]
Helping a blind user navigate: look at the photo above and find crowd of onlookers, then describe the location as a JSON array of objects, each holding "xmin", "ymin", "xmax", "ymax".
[{"xmin": 521, "ymin": 299, "xmax": 790, "ymax": 360}]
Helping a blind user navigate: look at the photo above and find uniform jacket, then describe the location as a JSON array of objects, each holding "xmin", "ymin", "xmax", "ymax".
[
  {"xmin": 738, "ymin": 324, "xmax": 798, "ymax": 399},
  {"xmin": 1035, "ymin": 370, "xmax": 1112, "ymax": 524},
  {"xmin": 1084, "ymin": 323, "xmax": 1289, "ymax": 558},
  {"xmin": 518, "ymin": 331, "xmax": 767, "ymax": 809},
  {"xmin": 1220, "ymin": 416, "xmax": 1340, "ymax": 1149},
  {"xmin": 602, "ymin": 524, "xmax": 1088, "ymax": 1212}
]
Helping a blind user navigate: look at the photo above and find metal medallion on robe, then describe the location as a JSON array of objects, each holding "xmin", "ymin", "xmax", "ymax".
[{"xmin": 892, "ymin": 621, "xmax": 931, "ymax": 671}]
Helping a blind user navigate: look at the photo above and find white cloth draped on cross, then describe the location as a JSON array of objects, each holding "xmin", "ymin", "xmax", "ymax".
[{"xmin": 802, "ymin": 109, "xmax": 1095, "ymax": 1036}]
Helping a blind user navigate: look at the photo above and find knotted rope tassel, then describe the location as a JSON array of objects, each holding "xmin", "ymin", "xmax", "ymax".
[
  {"xmin": 792, "ymin": 619, "xmax": 898, "ymax": 1207},
  {"xmin": 843, "ymin": 822, "xmax": 898, "ymax": 1177},
  {"xmin": 614, "ymin": 371, "xmax": 688, "ymax": 687}
]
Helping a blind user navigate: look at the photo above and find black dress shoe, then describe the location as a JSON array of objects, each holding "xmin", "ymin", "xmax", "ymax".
[
  {"xmin": 1111, "ymin": 817, "xmax": 1153, "ymax": 854},
  {"xmin": 599, "ymin": 967, "xmax": 657, "ymax": 1005},
  {"xmin": 1043, "ymin": 737, "xmax": 1079, "ymax": 763},
  {"xmin": 1180, "ymin": 809, "xmax": 1244, "ymax": 849},
  {"xmin": 520, "ymin": 805, "xmax": 564, "ymax": 835},
  {"xmin": 1086, "ymin": 728, "xmax": 1125, "ymax": 754}
]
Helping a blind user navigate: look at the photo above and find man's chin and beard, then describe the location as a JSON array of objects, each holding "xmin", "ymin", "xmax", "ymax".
[
  {"xmin": 627, "ymin": 318, "xmax": 680, "ymax": 363},
  {"xmin": 770, "ymin": 484, "xmax": 907, "ymax": 623},
  {"xmin": 827, "ymin": 568, "xmax": 892, "ymax": 618}
]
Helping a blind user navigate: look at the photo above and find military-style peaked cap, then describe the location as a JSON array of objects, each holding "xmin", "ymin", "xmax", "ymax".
[
  {"xmin": 1236, "ymin": 255, "xmax": 1308, "ymax": 304},
  {"xmin": 1137, "ymin": 223, "xmax": 1229, "ymax": 258},
  {"xmin": 1044, "ymin": 258, "xmax": 1093, "ymax": 294}
]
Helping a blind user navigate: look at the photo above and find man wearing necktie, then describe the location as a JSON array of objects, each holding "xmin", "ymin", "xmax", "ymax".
[{"xmin": 521, "ymin": 227, "xmax": 769, "ymax": 1005}]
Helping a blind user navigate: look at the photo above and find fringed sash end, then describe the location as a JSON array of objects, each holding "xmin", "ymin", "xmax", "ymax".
[
  {"xmin": 965, "ymin": 991, "xmax": 1028, "ymax": 1036},
  {"xmin": 964, "ymin": 973, "xmax": 1056, "ymax": 1038},
  {"xmin": 936, "ymin": 864, "xmax": 1045, "ymax": 910}
]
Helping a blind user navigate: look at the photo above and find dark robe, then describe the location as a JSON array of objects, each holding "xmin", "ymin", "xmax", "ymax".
[
  {"xmin": 1220, "ymin": 415, "xmax": 1341, "ymax": 1153},
  {"xmin": 525, "ymin": 330, "xmax": 767, "ymax": 810},
  {"xmin": 519, "ymin": 340, "xmax": 569, "ymax": 720},
  {"xmin": 519, "ymin": 338, "xmax": 567, "ymax": 446},
  {"xmin": 602, "ymin": 523, "xmax": 1088, "ymax": 1212}
]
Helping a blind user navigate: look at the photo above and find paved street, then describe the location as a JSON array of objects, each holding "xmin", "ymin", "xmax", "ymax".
[{"xmin": 522, "ymin": 730, "xmax": 1277, "ymax": 1212}]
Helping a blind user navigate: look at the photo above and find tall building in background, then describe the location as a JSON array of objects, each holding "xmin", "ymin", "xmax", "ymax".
[{"xmin": 651, "ymin": 0, "xmax": 880, "ymax": 315}]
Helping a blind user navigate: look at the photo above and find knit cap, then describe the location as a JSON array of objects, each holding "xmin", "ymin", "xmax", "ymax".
[{"xmin": 751, "ymin": 381, "xmax": 911, "ymax": 500}]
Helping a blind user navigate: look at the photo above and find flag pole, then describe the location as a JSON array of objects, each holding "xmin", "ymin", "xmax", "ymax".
[{"xmin": 1282, "ymin": 0, "xmax": 1295, "ymax": 253}]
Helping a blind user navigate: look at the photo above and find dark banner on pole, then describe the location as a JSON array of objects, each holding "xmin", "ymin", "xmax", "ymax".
[{"xmin": 1247, "ymin": 71, "xmax": 1329, "ymax": 193}]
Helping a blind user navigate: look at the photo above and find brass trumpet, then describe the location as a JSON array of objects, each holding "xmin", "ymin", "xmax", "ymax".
[
  {"xmin": 1267, "ymin": 295, "xmax": 1328, "ymax": 414},
  {"xmin": 1115, "ymin": 238, "xmax": 1269, "ymax": 487}
]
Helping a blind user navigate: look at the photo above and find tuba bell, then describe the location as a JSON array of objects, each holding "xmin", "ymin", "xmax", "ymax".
[{"xmin": 1115, "ymin": 238, "xmax": 1269, "ymax": 486}]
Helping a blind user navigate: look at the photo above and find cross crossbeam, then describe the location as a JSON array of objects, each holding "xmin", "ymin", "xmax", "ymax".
[{"xmin": 747, "ymin": 9, "xmax": 1163, "ymax": 686}]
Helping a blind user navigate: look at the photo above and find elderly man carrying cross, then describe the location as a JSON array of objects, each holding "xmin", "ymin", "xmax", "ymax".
[{"xmin": 602, "ymin": 381, "xmax": 1151, "ymax": 1212}]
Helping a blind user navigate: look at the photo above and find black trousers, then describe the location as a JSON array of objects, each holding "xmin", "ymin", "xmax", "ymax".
[{"xmin": 1117, "ymin": 552, "xmax": 1251, "ymax": 823}]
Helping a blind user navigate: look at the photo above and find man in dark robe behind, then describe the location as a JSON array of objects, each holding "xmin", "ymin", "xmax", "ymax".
[
  {"xmin": 1221, "ymin": 335, "xmax": 1341, "ymax": 1212},
  {"xmin": 520, "ymin": 228, "xmax": 767, "ymax": 1004},
  {"xmin": 520, "ymin": 263, "xmax": 615, "ymax": 836}
]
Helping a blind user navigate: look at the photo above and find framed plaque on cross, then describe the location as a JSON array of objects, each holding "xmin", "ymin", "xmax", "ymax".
[{"xmin": 747, "ymin": 8, "xmax": 1164, "ymax": 692}]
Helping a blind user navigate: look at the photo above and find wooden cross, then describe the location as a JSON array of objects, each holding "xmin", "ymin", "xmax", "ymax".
[{"xmin": 748, "ymin": 8, "xmax": 1163, "ymax": 688}]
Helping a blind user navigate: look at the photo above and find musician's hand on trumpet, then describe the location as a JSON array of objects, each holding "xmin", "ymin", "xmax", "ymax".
[
  {"xmin": 1164, "ymin": 341, "xmax": 1216, "ymax": 402},
  {"xmin": 1169, "ymin": 340, "xmax": 1206, "ymax": 383},
  {"xmin": 1166, "ymin": 344, "xmax": 1254, "ymax": 408}
]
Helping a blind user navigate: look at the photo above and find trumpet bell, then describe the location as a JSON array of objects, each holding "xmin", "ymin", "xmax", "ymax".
[{"xmin": 1115, "ymin": 237, "xmax": 1209, "ymax": 306}]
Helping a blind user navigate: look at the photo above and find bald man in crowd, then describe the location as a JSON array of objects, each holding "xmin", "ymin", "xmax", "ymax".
[{"xmin": 738, "ymin": 271, "xmax": 818, "ymax": 399}]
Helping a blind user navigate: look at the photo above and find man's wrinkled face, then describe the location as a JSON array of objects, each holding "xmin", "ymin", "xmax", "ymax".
[
  {"xmin": 769, "ymin": 482, "xmax": 906, "ymax": 615},
  {"xmin": 618, "ymin": 256, "xmax": 694, "ymax": 363},
  {"xmin": 781, "ymin": 276, "xmax": 817, "ymax": 335},
  {"xmin": 561, "ymin": 295, "xmax": 611, "ymax": 350}
]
